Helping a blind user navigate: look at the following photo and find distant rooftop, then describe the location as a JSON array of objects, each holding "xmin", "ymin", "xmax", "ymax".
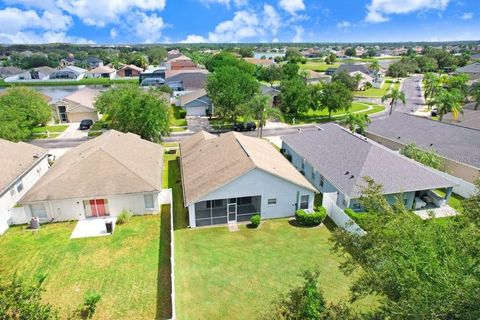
[{"xmin": 367, "ymin": 112, "xmax": 480, "ymax": 168}]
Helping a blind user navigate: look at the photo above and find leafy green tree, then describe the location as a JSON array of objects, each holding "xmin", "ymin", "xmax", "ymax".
[
  {"xmin": 0, "ymin": 275, "xmax": 58, "ymax": 319},
  {"xmin": 429, "ymin": 88, "xmax": 463, "ymax": 121},
  {"xmin": 258, "ymin": 64, "xmax": 283, "ymax": 87},
  {"xmin": 320, "ymin": 81, "xmax": 353, "ymax": 119},
  {"xmin": 352, "ymin": 73, "xmax": 364, "ymax": 90},
  {"xmin": 415, "ymin": 55, "xmax": 438, "ymax": 72},
  {"xmin": 331, "ymin": 70, "xmax": 356, "ymax": 91},
  {"xmin": 285, "ymin": 48, "xmax": 303, "ymax": 63},
  {"xmin": 470, "ymin": 81, "xmax": 480, "ymax": 110},
  {"xmin": 94, "ymin": 85, "xmax": 170, "ymax": 142},
  {"xmin": 282, "ymin": 63, "xmax": 300, "ymax": 80},
  {"xmin": 279, "ymin": 77, "xmax": 311, "ymax": 115},
  {"xmin": 331, "ymin": 179, "xmax": 480, "ymax": 320},
  {"xmin": 308, "ymin": 83, "xmax": 323, "ymax": 111},
  {"xmin": 241, "ymin": 94, "xmax": 282, "ymax": 138},
  {"xmin": 236, "ymin": 47, "xmax": 254, "ymax": 58},
  {"xmin": 344, "ymin": 48, "xmax": 356, "ymax": 57},
  {"xmin": 130, "ymin": 54, "xmax": 148, "ymax": 68},
  {"xmin": 341, "ymin": 112, "xmax": 371, "ymax": 134},
  {"xmin": 462, "ymin": 179, "xmax": 480, "ymax": 226},
  {"xmin": 146, "ymin": 47, "xmax": 167, "ymax": 64},
  {"xmin": 204, "ymin": 51, "xmax": 255, "ymax": 74},
  {"xmin": 381, "ymin": 88, "xmax": 406, "ymax": 116},
  {"xmin": 0, "ymin": 87, "xmax": 52, "ymax": 141},
  {"xmin": 206, "ymin": 66, "xmax": 259, "ymax": 122},
  {"xmin": 400, "ymin": 143, "xmax": 444, "ymax": 170},
  {"xmin": 263, "ymin": 270, "xmax": 327, "ymax": 320}
]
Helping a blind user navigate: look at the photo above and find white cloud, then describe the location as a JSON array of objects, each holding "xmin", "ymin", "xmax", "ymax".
[
  {"xmin": 2, "ymin": 0, "xmax": 57, "ymax": 10},
  {"xmin": 180, "ymin": 34, "xmax": 208, "ymax": 43},
  {"xmin": 461, "ymin": 12, "xmax": 473, "ymax": 20},
  {"xmin": 279, "ymin": 0, "xmax": 305, "ymax": 15},
  {"xmin": 56, "ymin": 0, "xmax": 167, "ymax": 27},
  {"xmin": 263, "ymin": 4, "xmax": 281, "ymax": 35},
  {"xmin": 336, "ymin": 20, "xmax": 351, "ymax": 28},
  {"xmin": 0, "ymin": 31, "xmax": 94, "ymax": 44},
  {"xmin": 110, "ymin": 28, "xmax": 118, "ymax": 39},
  {"xmin": 292, "ymin": 26, "xmax": 304, "ymax": 42},
  {"xmin": 0, "ymin": 7, "xmax": 72, "ymax": 34},
  {"xmin": 133, "ymin": 12, "xmax": 166, "ymax": 43},
  {"xmin": 366, "ymin": 0, "xmax": 449, "ymax": 23}
]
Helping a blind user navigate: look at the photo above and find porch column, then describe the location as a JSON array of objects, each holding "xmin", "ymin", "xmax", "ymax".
[
  {"xmin": 445, "ymin": 187, "xmax": 453, "ymax": 202},
  {"xmin": 188, "ymin": 204, "xmax": 196, "ymax": 228}
]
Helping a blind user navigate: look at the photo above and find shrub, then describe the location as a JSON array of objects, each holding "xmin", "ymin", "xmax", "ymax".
[
  {"xmin": 295, "ymin": 207, "xmax": 327, "ymax": 226},
  {"xmin": 116, "ymin": 209, "xmax": 132, "ymax": 225},
  {"xmin": 250, "ymin": 214, "xmax": 261, "ymax": 228},
  {"xmin": 344, "ymin": 208, "xmax": 355, "ymax": 216},
  {"xmin": 81, "ymin": 291, "xmax": 101, "ymax": 319}
]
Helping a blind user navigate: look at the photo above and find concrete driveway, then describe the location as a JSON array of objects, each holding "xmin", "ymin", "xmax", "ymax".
[
  {"xmin": 57, "ymin": 122, "xmax": 89, "ymax": 139},
  {"xmin": 186, "ymin": 116, "xmax": 211, "ymax": 132}
]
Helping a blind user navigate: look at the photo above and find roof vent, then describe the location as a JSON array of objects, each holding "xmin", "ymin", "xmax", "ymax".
[
  {"xmin": 397, "ymin": 136, "xmax": 401, "ymax": 139},
  {"xmin": 350, "ymin": 175, "xmax": 355, "ymax": 179},
  {"xmin": 345, "ymin": 171, "xmax": 349, "ymax": 175},
  {"xmin": 429, "ymin": 143, "xmax": 433, "ymax": 147},
  {"xmin": 33, "ymin": 154, "xmax": 39, "ymax": 159}
]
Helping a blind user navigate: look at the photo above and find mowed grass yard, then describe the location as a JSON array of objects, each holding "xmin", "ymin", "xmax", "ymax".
[
  {"xmin": 0, "ymin": 210, "xmax": 172, "ymax": 319},
  {"xmin": 299, "ymin": 61, "xmax": 340, "ymax": 72},
  {"xmin": 163, "ymin": 154, "xmax": 376, "ymax": 319}
]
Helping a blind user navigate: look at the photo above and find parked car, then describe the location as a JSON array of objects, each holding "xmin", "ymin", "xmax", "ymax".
[
  {"xmin": 79, "ymin": 119, "xmax": 94, "ymax": 130},
  {"xmin": 233, "ymin": 122, "xmax": 256, "ymax": 132},
  {"xmin": 431, "ymin": 108, "xmax": 438, "ymax": 117}
]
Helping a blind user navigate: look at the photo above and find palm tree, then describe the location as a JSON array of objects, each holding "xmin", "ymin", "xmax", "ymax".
[
  {"xmin": 470, "ymin": 82, "xmax": 480, "ymax": 110},
  {"xmin": 353, "ymin": 73, "xmax": 364, "ymax": 90},
  {"xmin": 242, "ymin": 94, "xmax": 282, "ymax": 138},
  {"xmin": 447, "ymin": 73, "xmax": 470, "ymax": 102},
  {"xmin": 369, "ymin": 60, "xmax": 380, "ymax": 74},
  {"xmin": 430, "ymin": 88, "xmax": 463, "ymax": 121},
  {"xmin": 382, "ymin": 88, "xmax": 407, "ymax": 116},
  {"xmin": 423, "ymin": 72, "xmax": 441, "ymax": 102},
  {"xmin": 341, "ymin": 112, "xmax": 371, "ymax": 134}
]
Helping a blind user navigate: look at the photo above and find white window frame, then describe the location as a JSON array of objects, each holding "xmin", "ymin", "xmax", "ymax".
[
  {"xmin": 267, "ymin": 198, "xmax": 277, "ymax": 206},
  {"xmin": 144, "ymin": 194, "xmax": 155, "ymax": 210}
]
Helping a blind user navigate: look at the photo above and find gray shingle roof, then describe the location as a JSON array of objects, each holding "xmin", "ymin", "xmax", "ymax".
[
  {"xmin": 335, "ymin": 64, "xmax": 372, "ymax": 75},
  {"xmin": 367, "ymin": 112, "xmax": 480, "ymax": 168},
  {"xmin": 456, "ymin": 63, "xmax": 480, "ymax": 73},
  {"xmin": 282, "ymin": 123, "xmax": 456, "ymax": 198}
]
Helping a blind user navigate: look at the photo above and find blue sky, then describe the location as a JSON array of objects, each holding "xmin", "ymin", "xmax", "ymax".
[{"xmin": 0, "ymin": 0, "xmax": 478, "ymax": 44}]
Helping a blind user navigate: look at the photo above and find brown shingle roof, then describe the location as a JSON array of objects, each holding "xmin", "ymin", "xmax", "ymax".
[
  {"xmin": 0, "ymin": 139, "xmax": 47, "ymax": 195},
  {"xmin": 20, "ymin": 130, "xmax": 163, "ymax": 203},
  {"xmin": 180, "ymin": 131, "xmax": 316, "ymax": 206},
  {"xmin": 59, "ymin": 87, "xmax": 101, "ymax": 110}
]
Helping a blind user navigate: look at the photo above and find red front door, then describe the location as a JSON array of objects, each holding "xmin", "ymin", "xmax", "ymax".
[{"xmin": 89, "ymin": 199, "xmax": 106, "ymax": 217}]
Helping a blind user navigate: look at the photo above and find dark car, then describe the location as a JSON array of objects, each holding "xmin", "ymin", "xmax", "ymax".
[
  {"xmin": 79, "ymin": 119, "xmax": 94, "ymax": 130},
  {"xmin": 233, "ymin": 122, "xmax": 256, "ymax": 132}
]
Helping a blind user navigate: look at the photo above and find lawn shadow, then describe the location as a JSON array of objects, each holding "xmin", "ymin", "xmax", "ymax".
[
  {"xmin": 167, "ymin": 158, "xmax": 189, "ymax": 230},
  {"xmin": 288, "ymin": 219, "xmax": 323, "ymax": 228},
  {"xmin": 155, "ymin": 205, "xmax": 172, "ymax": 320}
]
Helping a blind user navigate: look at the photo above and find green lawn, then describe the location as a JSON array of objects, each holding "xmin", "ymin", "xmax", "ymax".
[
  {"xmin": 284, "ymin": 102, "xmax": 385, "ymax": 124},
  {"xmin": 299, "ymin": 61, "xmax": 340, "ymax": 72},
  {"xmin": 0, "ymin": 213, "xmax": 171, "ymax": 319},
  {"xmin": 31, "ymin": 125, "xmax": 68, "ymax": 133},
  {"xmin": 170, "ymin": 106, "xmax": 187, "ymax": 132},
  {"xmin": 175, "ymin": 220, "xmax": 375, "ymax": 319},
  {"xmin": 354, "ymin": 81, "xmax": 392, "ymax": 98}
]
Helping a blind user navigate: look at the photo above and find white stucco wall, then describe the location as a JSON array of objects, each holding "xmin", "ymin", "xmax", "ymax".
[
  {"xmin": 21, "ymin": 191, "xmax": 162, "ymax": 223},
  {"xmin": 188, "ymin": 168, "xmax": 316, "ymax": 227},
  {"xmin": 0, "ymin": 156, "xmax": 50, "ymax": 234}
]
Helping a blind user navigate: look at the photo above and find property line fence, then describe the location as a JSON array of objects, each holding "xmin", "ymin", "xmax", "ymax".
[{"xmin": 322, "ymin": 192, "xmax": 366, "ymax": 236}]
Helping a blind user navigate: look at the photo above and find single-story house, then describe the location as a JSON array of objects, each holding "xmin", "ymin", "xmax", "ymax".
[
  {"xmin": 20, "ymin": 130, "xmax": 164, "ymax": 222},
  {"xmin": 4, "ymin": 66, "xmax": 56, "ymax": 82},
  {"xmin": 179, "ymin": 89, "xmax": 213, "ymax": 116},
  {"xmin": 180, "ymin": 131, "xmax": 317, "ymax": 227},
  {"xmin": 117, "ymin": 64, "xmax": 143, "ymax": 77},
  {"xmin": 0, "ymin": 139, "xmax": 49, "ymax": 234},
  {"xmin": 0, "ymin": 66, "xmax": 23, "ymax": 79},
  {"xmin": 85, "ymin": 66, "xmax": 116, "ymax": 79},
  {"xmin": 335, "ymin": 64, "xmax": 373, "ymax": 77},
  {"xmin": 49, "ymin": 66, "xmax": 86, "ymax": 80},
  {"xmin": 366, "ymin": 112, "xmax": 480, "ymax": 183},
  {"xmin": 282, "ymin": 123, "xmax": 457, "ymax": 211},
  {"xmin": 455, "ymin": 63, "xmax": 480, "ymax": 80},
  {"xmin": 53, "ymin": 87, "xmax": 101, "ymax": 123}
]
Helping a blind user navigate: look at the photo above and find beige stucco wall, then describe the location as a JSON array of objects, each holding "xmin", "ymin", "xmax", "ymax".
[{"xmin": 366, "ymin": 131, "xmax": 480, "ymax": 183}]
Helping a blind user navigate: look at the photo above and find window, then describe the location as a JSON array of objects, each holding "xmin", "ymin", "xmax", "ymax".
[
  {"xmin": 319, "ymin": 178, "xmax": 324, "ymax": 188},
  {"xmin": 300, "ymin": 195, "xmax": 309, "ymax": 209},
  {"xmin": 301, "ymin": 159, "xmax": 305, "ymax": 170},
  {"xmin": 16, "ymin": 183, "xmax": 24, "ymax": 193},
  {"xmin": 267, "ymin": 198, "xmax": 277, "ymax": 205},
  {"xmin": 144, "ymin": 194, "xmax": 155, "ymax": 209},
  {"xmin": 311, "ymin": 170, "xmax": 315, "ymax": 180}
]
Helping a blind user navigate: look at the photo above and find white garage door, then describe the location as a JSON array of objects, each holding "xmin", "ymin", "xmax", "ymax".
[{"xmin": 186, "ymin": 106, "xmax": 207, "ymax": 116}]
